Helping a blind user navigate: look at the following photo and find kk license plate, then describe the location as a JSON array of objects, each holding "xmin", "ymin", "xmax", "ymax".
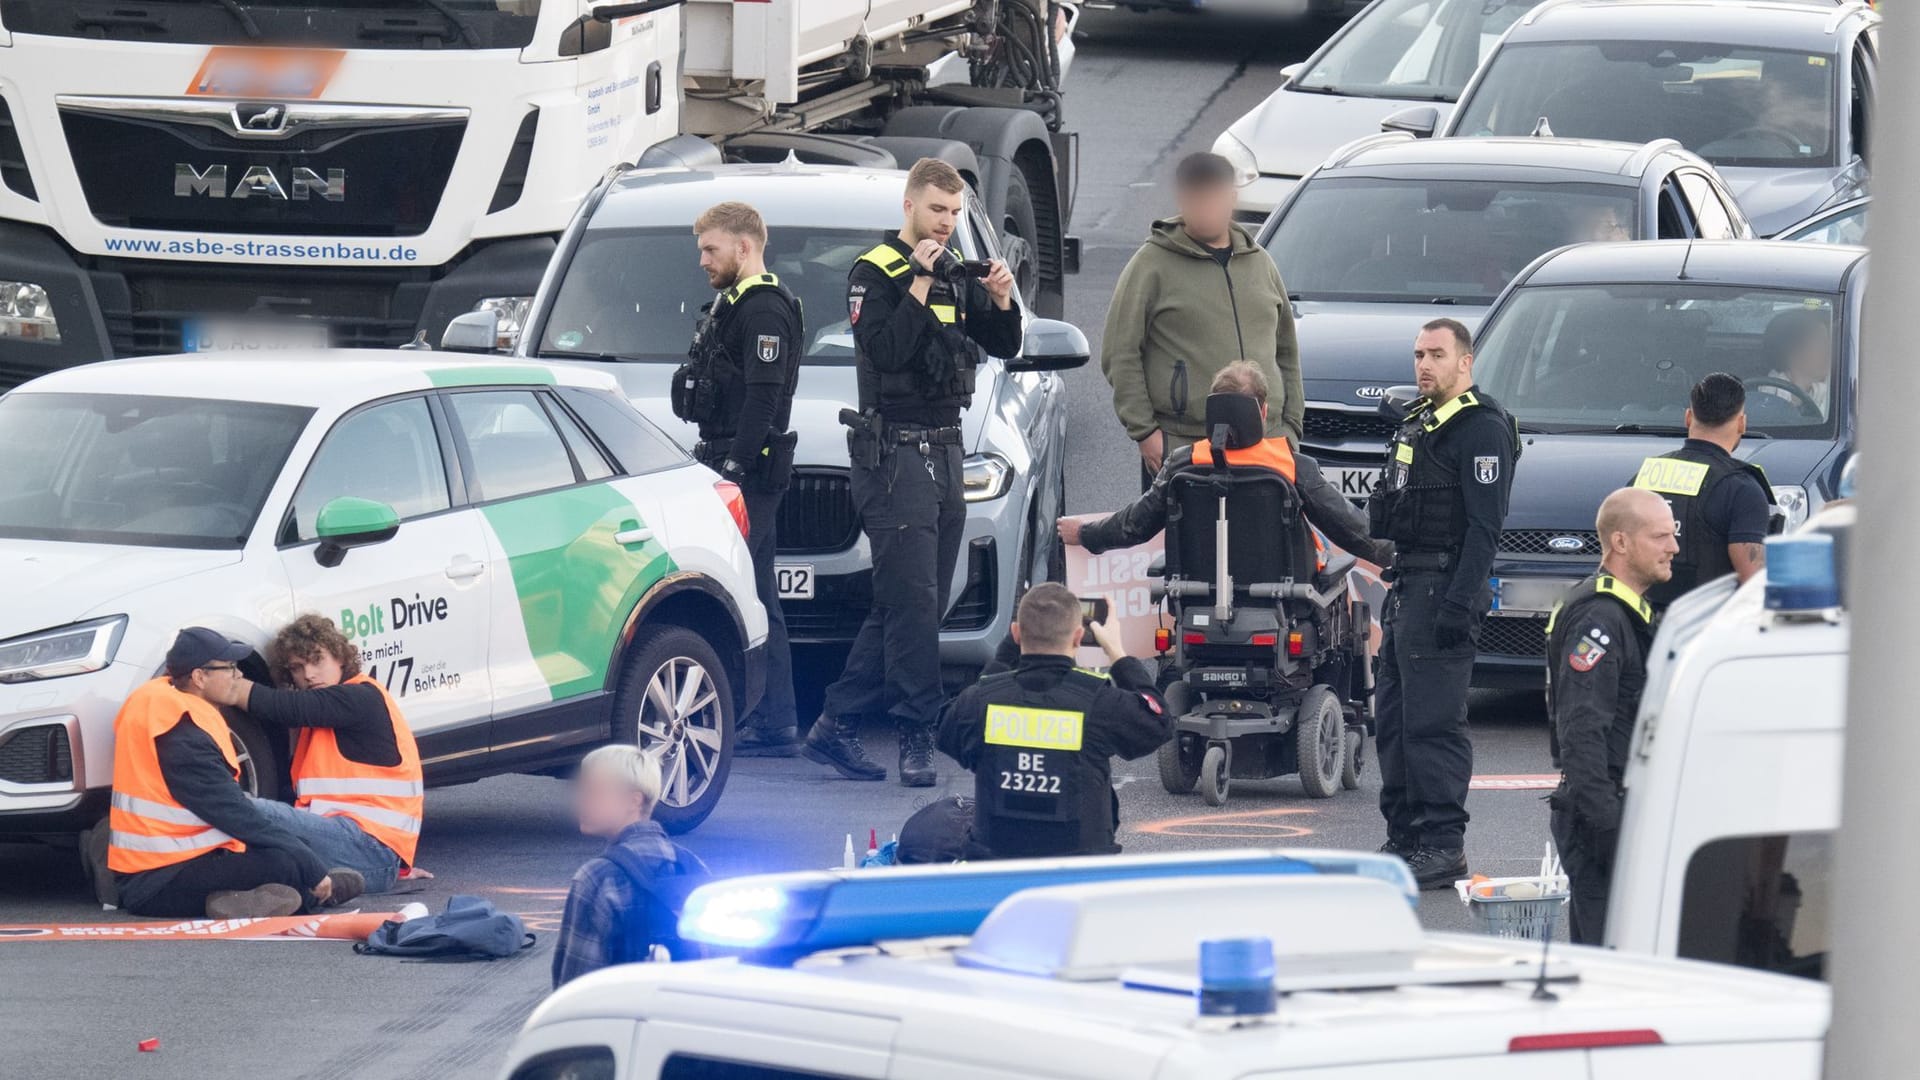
[
  {"xmin": 182, "ymin": 318, "xmax": 330, "ymax": 352},
  {"xmin": 776, "ymin": 564, "xmax": 815, "ymax": 600},
  {"xmin": 1328, "ymin": 465, "xmax": 1379, "ymax": 500},
  {"xmin": 1491, "ymin": 577, "xmax": 1579, "ymax": 617}
]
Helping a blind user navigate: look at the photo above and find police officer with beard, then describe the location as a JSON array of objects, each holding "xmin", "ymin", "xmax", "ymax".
[
  {"xmin": 936, "ymin": 584, "xmax": 1171, "ymax": 858},
  {"xmin": 1368, "ymin": 317, "xmax": 1519, "ymax": 889},
  {"xmin": 804, "ymin": 159, "xmax": 1022, "ymax": 786},
  {"xmin": 673, "ymin": 202, "xmax": 803, "ymax": 753}
]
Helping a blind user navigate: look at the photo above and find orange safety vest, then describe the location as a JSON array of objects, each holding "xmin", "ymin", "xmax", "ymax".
[
  {"xmin": 1190, "ymin": 434, "xmax": 1298, "ymax": 481},
  {"xmin": 107, "ymin": 678, "xmax": 248, "ymax": 875},
  {"xmin": 290, "ymin": 674, "xmax": 424, "ymax": 866}
]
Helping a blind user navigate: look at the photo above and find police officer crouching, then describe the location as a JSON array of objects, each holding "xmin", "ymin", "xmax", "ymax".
[
  {"xmin": 936, "ymin": 584, "xmax": 1172, "ymax": 859},
  {"xmin": 806, "ymin": 158, "xmax": 1023, "ymax": 785},
  {"xmin": 1547, "ymin": 488, "xmax": 1677, "ymax": 944},
  {"xmin": 674, "ymin": 202, "xmax": 804, "ymax": 753},
  {"xmin": 1368, "ymin": 318, "xmax": 1519, "ymax": 889}
]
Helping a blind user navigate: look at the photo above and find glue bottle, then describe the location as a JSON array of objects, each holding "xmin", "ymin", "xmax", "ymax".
[
  {"xmin": 842, "ymin": 833, "xmax": 856, "ymax": 869},
  {"xmin": 867, "ymin": 829, "xmax": 879, "ymax": 859}
]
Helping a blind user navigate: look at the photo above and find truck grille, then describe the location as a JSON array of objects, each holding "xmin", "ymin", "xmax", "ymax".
[
  {"xmin": 0, "ymin": 96, "xmax": 35, "ymax": 200},
  {"xmin": 0, "ymin": 724, "xmax": 73, "ymax": 785},
  {"xmin": 1304, "ymin": 408, "xmax": 1396, "ymax": 443},
  {"xmin": 778, "ymin": 469, "xmax": 860, "ymax": 554},
  {"xmin": 101, "ymin": 264, "xmax": 425, "ymax": 356},
  {"xmin": 1501, "ymin": 529, "xmax": 1603, "ymax": 557},
  {"xmin": 1480, "ymin": 615, "xmax": 1547, "ymax": 659}
]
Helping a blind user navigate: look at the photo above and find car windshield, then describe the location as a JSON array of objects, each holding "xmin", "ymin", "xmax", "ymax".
[
  {"xmin": 1266, "ymin": 177, "xmax": 1637, "ymax": 304},
  {"xmin": 1784, "ymin": 202, "xmax": 1869, "ymax": 245},
  {"xmin": 536, "ymin": 225, "xmax": 972, "ymax": 365},
  {"xmin": 0, "ymin": 393, "xmax": 311, "ymax": 549},
  {"xmin": 1453, "ymin": 41, "xmax": 1837, "ymax": 168},
  {"xmin": 1294, "ymin": 0, "xmax": 1538, "ymax": 100},
  {"xmin": 1474, "ymin": 285, "xmax": 1843, "ymax": 435}
]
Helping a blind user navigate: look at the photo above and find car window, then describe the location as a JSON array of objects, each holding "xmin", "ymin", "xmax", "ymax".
[
  {"xmin": 1455, "ymin": 41, "xmax": 1838, "ymax": 168},
  {"xmin": 289, "ymin": 397, "xmax": 452, "ymax": 541},
  {"xmin": 1784, "ymin": 203, "xmax": 1868, "ymax": 246},
  {"xmin": 1850, "ymin": 38, "xmax": 1873, "ymax": 163},
  {"xmin": 510, "ymin": 1046, "xmax": 615, "ymax": 1080},
  {"xmin": 1295, "ymin": 0, "xmax": 1539, "ymax": 100},
  {"xmin": 658, "ymin": 1056, "xmax": 858, "ymax": 1079},
  {"xmin": 447, "ymin": 390, "xmax": 581, "ymax": 502},
  {"xmin": 1678, "ymin": 172, "xmax": 1735, "ymax": 239},
  {"xmin": 0, "ymin": 392, "xmax": 310, "ymax": 549},
  {"xmin": 544, "ymin": 395, "xmax": 615, "ymax": 481},
  {"xmin": 1656, "ymin": 180, "xmax": 1694, "ymax": 239},
  {"xmin": 1679, "ymin": 831, "xmax": 1831, "ymax": 981},
  {"xmin": 555, "ymin": 386, "xmax": 688, "ymax": 475},
  {"xmin": 1473, "ymin": 284, "xmax": 1842, "ymax": 435},
  {"xmin": 1265, "ymin": 177, "xmax": 1635, "ymax": 303}
]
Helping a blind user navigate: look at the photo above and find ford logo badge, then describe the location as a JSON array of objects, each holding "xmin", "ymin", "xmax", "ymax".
[
  {"xmin": 1547, "ymin": 536, "xmax": 1585, "ymax": 553},
  {"xmin": 1354, "ymin": 385, "xmax": 1386, "ymax": 400}
]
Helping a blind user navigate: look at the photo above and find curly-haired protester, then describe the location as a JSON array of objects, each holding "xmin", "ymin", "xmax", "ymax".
[{"xmin": 224, "ymin": 613, "xmax": 425, "ymax": 894}]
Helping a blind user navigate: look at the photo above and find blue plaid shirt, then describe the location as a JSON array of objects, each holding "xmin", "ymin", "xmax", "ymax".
[{"xmin": 551, "ymin": 820, "xmax": 687, "ymax": 988}]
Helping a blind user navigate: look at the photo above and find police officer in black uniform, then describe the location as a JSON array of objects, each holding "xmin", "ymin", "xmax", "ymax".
[
  {"xmin": 674, "ymin": 202, "xmax": 804, "ymax": 753},
  {"xmin": 1368, "ymin": 317, "xmax": 1519, "ymax": 889},
  {"xmin": 804, "ymin": 159, "xmax": 1023, "ymax": 786},
  {"xmin": 936, "ymin": 583, "xmax": 1172, "ymax": 858},
  {"xmin": 1631, "ymin": 372, "xmax": 1776, "ymax": 613},
  {"xmin": 1547, "ymin": 487, "xmax": 1677, "ymax": 944}
]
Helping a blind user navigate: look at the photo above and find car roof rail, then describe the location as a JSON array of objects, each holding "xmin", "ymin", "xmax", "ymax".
[
  {"xmin": 1520, "ymin": 0, "xmax": 1590, "ymax": 28},
  {"xmin": 1623, "ymin": 137, "xmax": 1686, "ymax": 176},
  {"xmin": 1324, "ymin": 131, "xmax": 1414, "ymax": 171}
]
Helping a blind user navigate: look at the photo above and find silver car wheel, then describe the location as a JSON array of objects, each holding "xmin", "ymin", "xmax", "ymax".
[{"xmin": 635, "ymin": 656, "xmax": 725, "ymax": 809}]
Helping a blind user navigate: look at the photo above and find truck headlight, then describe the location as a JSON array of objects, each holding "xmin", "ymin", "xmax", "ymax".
[
  {"xmin": 472, "ymin": 296, "xmax": 534, "ymax": 350},
  {"xmin": 1772, "ymin": 485, "xmax": 1812, "ymax": 532},
  {"xmin": 0, "ymin": 616, "xmax": 126, "ymax": 683},
  {"xmin": 963, "ymin": 453, "xmax": 1013, "ymax": 502},
  {"xmin": 0, "ymin": 280, "xmax": 61, "ymax": 343},
  {"xmin": 1212, "ymin": 131, "xmax": 1259, "ymax": 188}
]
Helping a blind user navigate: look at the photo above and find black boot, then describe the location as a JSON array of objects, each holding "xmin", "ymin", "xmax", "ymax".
[
  {"xmin": 1377, "ymin": 832, "xmax": 1417, "ymax": 859},
  {"xmin": 737, "ymin": 725, "xmax": 800, "ymax": 757},
  {"xmin": 1404, "ymin": 846, "xmax": 1468, "ymax": 891},
  {"xmin": 898, "ymin": 724, "xmax": 937, "ymax": 788},
  {"xmin": 802, "ymin": 716, "xmax": 887, "ymax": 781}
]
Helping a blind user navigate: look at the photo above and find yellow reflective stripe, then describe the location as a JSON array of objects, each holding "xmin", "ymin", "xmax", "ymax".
[
  {"xmin": 1633, "ymin": 456, "xmax": 1709, "ymax": 496},
  {"xmin": 112, "ymin": 791, "xmax": 213, "ymax": 827},
  {"xmin": 1596, "ymin": 574, "xmax": 1654, "ymax": 624},
  {"xmin": 984, "ymin": 704, "xmax": 1086, "ymax": 751},
  {"xmin": 928, "ymin": 304, "xmax": 957, "ymax": 324},
  {"xmin": 109, "ymin": 827, "xmax": 235, "ymax": 853},
  {"xmin": 723, "ymin": 272, "xmax": 781, "ymax": 304},
  {"xmin": 858, "ymin": 245, "xmax": 912, "ymax": 278},
  {"xmin": 1545, "ymin": 600, "xmax": 1563, "ymax": 636},
  {"xmin": 1394, "ymin": 443, "xmax": 1414, "ymax": 464},
  {"xmin": 297, "ymin": 777, "xmax": 424, "ymax": 798},
  {"xmin": 1422, "ymin": 390, "xmax": 1479, "ymax": 432},
  {"xmin": 1071, "ymin": 667, "xmax": 1111, "ymax": 681},
  {"xmin": 304, "ymin": 799, "xmax": 423, "ymax": 835}
]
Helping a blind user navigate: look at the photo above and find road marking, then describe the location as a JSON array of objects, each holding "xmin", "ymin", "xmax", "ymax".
[
  {"xmin": 1131, "ymin": 806, "xmax": 1316, "ymax": 840},
  {"xmin": 1470, "ymin": 774, "xmax": 1560, "ymax": 790}
]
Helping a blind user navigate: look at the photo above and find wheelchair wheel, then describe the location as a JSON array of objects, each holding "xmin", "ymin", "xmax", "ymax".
[
  {"xmin": 1295, "ymin": 686, "xmax": 1343, "ymax": 799},
  {"xmin": 1201, "ymin": 744, "xmax": 1230, "ymax": 807},
  {"xmin": 1158, "ymin": 736, "xmax": 1199, "ymax": 795},
  {"xmin": 1341, "ymin": 728, "xmax": 1364, "ymax": 791}
]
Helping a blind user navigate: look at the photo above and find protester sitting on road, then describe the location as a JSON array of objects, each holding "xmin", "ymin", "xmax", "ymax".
[
  {"xmin": 1058, "ymin": 361, "xmax": 1391, "ymax": 565},
  {"xmin": 108, "ymin": 627, "xmax": 358, "ymax": 919},
  {"xmin": 553, "ymin": 745, "xmax": 709, "ymax": 988},
  {"xmin": 935, "ymin": 584, "xmax": 1171, "ymax": 860},
  {"xmin": 223, "ymin": 614, "xmax": 425, "ymax": 894}
]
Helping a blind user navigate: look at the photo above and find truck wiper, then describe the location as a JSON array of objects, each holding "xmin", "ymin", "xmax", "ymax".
[
  {"xmin": 406, "ymin": 0, "xmax": 479, "ymax": 45},
  {"xmin": 146, "ymin": 0, "xmax": 263, "ymax": 39}
]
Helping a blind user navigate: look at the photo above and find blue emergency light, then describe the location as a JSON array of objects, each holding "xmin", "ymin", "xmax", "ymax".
[
  {"xmin": 1198, "ymin": 937, "xmax": 1278, "ymax": 1017},
  {"xmin": 1764, "ymin": 533, "xmax": 1838, "ymax": 610},
  {"xmin": 677, "ymin": 849, "xmax": 1417, "ymax": 962}
]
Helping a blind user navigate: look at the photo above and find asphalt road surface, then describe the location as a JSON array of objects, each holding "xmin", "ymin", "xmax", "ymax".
[{"xmin": 0, "ymin": 11, "xmax": 1561, "ymax": 1077}]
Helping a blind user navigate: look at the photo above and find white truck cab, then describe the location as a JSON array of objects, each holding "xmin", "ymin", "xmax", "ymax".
[{"xmin": 499, "ymin": 851, "xmax": 1830, "ymax": 1080}]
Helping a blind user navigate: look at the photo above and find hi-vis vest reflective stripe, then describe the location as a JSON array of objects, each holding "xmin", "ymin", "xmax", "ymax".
[
  {"xmin": 1546, "ymin": 574, "xmax": 1654, "ymax": 635},
  {"xmin": 1395, "ymin": 390, "xmax": 1483, "ymax": 466},
  {"xmin": 291, "ymin": 675, "xmax": 424, "ymax": 865},
  {"xmin": 858, "ymin": 244, "xmax": 960, "ymax": 324},
  {"xmin": 1633, "ymin": 456, "xmax": 1710, "ymax": 496},
  {"xmin": 723, "ymin": 271, "xmax": 782, "ymax": 305},
  {"xmin": 107, "ymin": 678, "xmax": 246, "ymax": 874}
]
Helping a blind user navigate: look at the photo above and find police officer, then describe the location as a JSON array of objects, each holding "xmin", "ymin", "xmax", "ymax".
[
  {"xmin": 936, "ymin": 584, "xmax": 1172, "ymax": 858},
  {"xmin": 1547, "ymin": 487, "xmax": 1677, "ymax": 944},
  {"xmin": 805, "ymin": 158, "xmax": 1023, "ymax": 786},
  {"xmin": 674, "ymin": 201, "xmax": 804, "ymax": 754},
  {"xmin": 1368, "ymin": 317, "xmax": 1519, "ymax": 889},
  {"xmin": 1631, "ymin": 372, "xmax": 1775, "ymax": 613}
]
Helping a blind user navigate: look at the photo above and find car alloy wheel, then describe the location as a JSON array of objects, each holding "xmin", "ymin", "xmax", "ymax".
[{"xmin": 635, "ymin": 655, "xmax": 726, "ymax": 809}]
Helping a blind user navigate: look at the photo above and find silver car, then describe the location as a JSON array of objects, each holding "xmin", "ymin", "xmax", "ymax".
[{"xmin": 507, "ymin": 163, "xmax": 1085, "ymax": 676}]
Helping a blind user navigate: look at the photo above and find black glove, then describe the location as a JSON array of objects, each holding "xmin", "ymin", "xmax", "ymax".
[{"xmin": 1434, "ymin": 600, "xmax": 1475, "ymax": 650}]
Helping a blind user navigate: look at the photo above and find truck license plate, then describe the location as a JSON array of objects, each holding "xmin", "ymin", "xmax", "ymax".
[
  {"xmin": 776, "ymin": 565, "xmax": 814, "ymax": 600},
  {"xmin": 1491, "ymin": 577, "xmax": 1579, "ymax": 617},
  {"xmin": 182, "ymin": 318, "xmax": 330, "ymax": 352}
]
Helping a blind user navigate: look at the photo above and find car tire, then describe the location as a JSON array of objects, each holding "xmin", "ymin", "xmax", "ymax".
[
  {"xmin": 222, "ymin": 708, "xmax": 284, "ymax": 802},
  {"xmin": 611, "ymin": 625, "xmax": 735, "ymax": 834},
  {"xmin": 1295, "ymin": 686, "xmax": 1343, "ymax": 799}
]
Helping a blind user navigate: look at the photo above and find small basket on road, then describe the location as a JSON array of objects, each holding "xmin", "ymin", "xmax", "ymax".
[{"xmin": 1454, "ymin": 873, "xmax": 1570, "ymax": 942}]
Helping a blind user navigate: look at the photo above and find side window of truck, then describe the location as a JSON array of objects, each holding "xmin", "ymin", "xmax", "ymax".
[
  {"xmin": 657, "ymin": 1056, "xmax": 860, "ymax": 1079},
  {"xmin": 1678, "ymin": 830, "xmax": 1832, "ymax": 981},
  {"xmin": 511, "ymin": 1046, "xmax": 615, "ymax": 1080}
]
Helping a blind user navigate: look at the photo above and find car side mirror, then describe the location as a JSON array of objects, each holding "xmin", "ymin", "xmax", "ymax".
[
  {"xmin": 1379, "ymin": 385, "xmax": 1421, "ymax": 422},
  {"xmin": 1007, "ymin": 318, "xmax": 1090, "ymax": 373},
  {"xmin": 1380, "ymin": 106, "xmax": 1439, "ymax": 139},
  {"xmin": 314, "ymin": 497, "xmax": 400, "ymax": 568},
  {"xmin": 1279, "ymin": 62, "xmax": 1304, "ymax": 86},
  {"xmin": 441, "ymin": 310, "xmax": 501, "ymax": 354}
]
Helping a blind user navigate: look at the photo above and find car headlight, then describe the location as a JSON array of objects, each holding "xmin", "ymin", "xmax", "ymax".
[
  {"xmin": 963, "ymin": 453, "xmax": 1013, "ymax": 502},
  {"xmin": 472, "ymin": 296, "xmax": 534, "ymax": 350},
  {"xmin": 0, "ymin": 616, "xmax": 127, "ymax": 683},
  {"xmin": 1772, "ymin": 485, "xmax": 1812, "ymax": 532},
  {"xmin": 1212, "ymin": 131, "xmax": 1259, "ymax": 188},
  {"xmin": 0, "ymin": 280, "xmax": 61, "ymax": 343}
]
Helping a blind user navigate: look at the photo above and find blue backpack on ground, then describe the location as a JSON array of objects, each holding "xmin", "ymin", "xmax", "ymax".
[
  {"xmin": 355, "ymin": 895, "xmax": 534, "ymax": 961},
  {"xmin": 601, "ymin": 845, "xmax": 710, "ymax": 963}
]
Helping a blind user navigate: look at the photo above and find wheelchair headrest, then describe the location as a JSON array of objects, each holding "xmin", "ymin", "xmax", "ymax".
[{"xmin": 1205, "ymin": 393, "xmax": 1265, "ymax": 451}]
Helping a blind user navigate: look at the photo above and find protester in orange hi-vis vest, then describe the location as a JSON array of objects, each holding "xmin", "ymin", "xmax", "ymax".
[
  {"xmin": 108, "ymin": 627, "xmax": 355, "ymax": 920},
  {"xmin": 226, "ymin": 614, "xmax": 426, "ymax": 894}
]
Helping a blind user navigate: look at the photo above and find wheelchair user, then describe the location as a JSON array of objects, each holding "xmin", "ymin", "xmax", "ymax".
[{"xmin": 1058, "ymin": 361, "xmax": 1391, "ymax": 565}]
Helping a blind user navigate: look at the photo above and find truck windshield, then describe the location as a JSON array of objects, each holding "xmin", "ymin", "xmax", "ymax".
[
  {"xmin": 537, "ymin": 225, "xmax": 936, "ymax": 366},
  {"xmin": 1453, "ymin": 41, "xmax": 1837, "ymax": 169},
  {"xmin": 1473, "ymin": 284, "xmax": 1843, "ymax": 435},
  {"xmin": 1266, "ymin": 177, "xmax": 1637, "ymax": 304},
  {"xmin": 1293, "ymin": 0, "xmax": 1537, "ymax": 101},
  {"xmin": 0, "ymin": 393, "xmax": 311, "ymax": 549},
  {"xmin": 0, "ymin": 1, "xmax": 542, "ymax": 50}
]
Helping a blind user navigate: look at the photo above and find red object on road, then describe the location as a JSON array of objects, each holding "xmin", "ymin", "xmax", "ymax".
[{"xmin": 138, "ymin": 1038, "xmax": 160, "ymax": 1052}]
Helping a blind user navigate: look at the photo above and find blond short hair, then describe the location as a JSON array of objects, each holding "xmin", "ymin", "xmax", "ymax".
[
  {"xmin": 581, "ymin": 744, "xmax": 663, "ymax": 810},
  {"xmin": 1210, "ymin": 360, "xmax": 1269, "ymax": 407},
  {"xmin": 1016, "ymin": 583, "xmax": 1083, "ymax": 651},
  {"xmin": 693, "ymin": 201, "xmax": 767, "ymax": 246},
  {"xmin": 907, "ymin": 157, "xmax": 966, "ymax": 195}
]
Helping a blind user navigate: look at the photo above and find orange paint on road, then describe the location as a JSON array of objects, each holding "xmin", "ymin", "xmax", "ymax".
[
  {"xmin": 1131, "ymin": 806, "xmax": 1317, "ymax": 840},
  {"xmin": 1469, "ymin": 774, "xmax": 1560, "ymax": 791},
  {"xmin": 0, "ymin": 911, "xmax": 399, "ymax": 942}
]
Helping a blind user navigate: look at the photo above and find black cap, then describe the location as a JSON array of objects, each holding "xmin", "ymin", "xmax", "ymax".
[{"xmin": 165, "ymin": 627, "xmax": 249, "ymax": 679}]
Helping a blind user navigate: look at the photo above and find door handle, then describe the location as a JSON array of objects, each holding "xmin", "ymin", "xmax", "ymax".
[
  {"xmin": 445, "ymin": 558, "xmax": 486, "ymax": 581},
  {"xmin": 614, "ymin": 527, "xmax": 653, "ymax": 546}
]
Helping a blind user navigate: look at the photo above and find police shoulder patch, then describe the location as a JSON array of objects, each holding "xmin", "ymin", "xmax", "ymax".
[
  {"xmin": 848, "ymin": 295, "xmax": 864, "ymax": 326},
  {"xmin": 1567, "ymin": 631, "xmax": 1608, "ymax": 673},
  {"xmin": 1140, "ymin": 692, "xmax": 1163, "ymax": 716},
  {"xmin": 1474, "ymin": 455, "xmax": 1500, "ymax": 484},
  {"xmin": 756, "ymin": 334, "xmax": 781, "ymax": 363}
]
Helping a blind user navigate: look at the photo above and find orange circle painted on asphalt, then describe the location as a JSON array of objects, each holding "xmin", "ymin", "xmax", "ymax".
[{"xmin": 1131, "ymin": 807, "xmax": 1318, "ymax": 840}]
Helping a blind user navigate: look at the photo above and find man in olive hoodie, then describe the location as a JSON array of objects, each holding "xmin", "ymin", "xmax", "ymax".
[{"xmin": 1102, "ymin": 152, "xmax": 1303, "ymax": 486}]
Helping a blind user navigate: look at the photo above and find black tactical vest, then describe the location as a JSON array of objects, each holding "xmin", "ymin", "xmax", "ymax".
[
  {"xmin": 969, "ymin": 668, "xmax": 1121, "ymax": 859},
  {"xmin": 1632, "ymin": 442, "xmax": 1773, "ymax": 607},
  {"xmin": 853, "ymin": 241, "xmax": 977, "ymax": 415},
  {"xmin": 673, "ymin": 273, "xmax": 799, "ymax": 433},
  {"xmin": 1544, "ymin": 573, "xmax": 1654, "ymax": 766},
  {"xmin": 1370, "ymin": 390, "xmax": 1517, "ymax": 552}
]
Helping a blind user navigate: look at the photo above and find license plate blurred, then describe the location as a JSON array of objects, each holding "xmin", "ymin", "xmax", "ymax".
[
  {"xmin": 182, "ymin": 319, "xmax": 329, "ymax": 352},
  {"xmin": 1329, "ymin": 466, "xmax": 1378, "ymax": 500},
  {"xmin": 776, "ymin": 565, "xmax": 814, "ymax": 600},
  {"xmin": 1492, "ymin": 577, "xmax": 1579, "ymax": 616}
]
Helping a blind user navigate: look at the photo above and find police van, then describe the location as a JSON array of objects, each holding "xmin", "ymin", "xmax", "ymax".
[
  {"xmin": 497, "ymin": 851, "xmax": 1829, "ymax": 1079},
  {"xmin": 0, "ymin": 351, "xmax": 764, "ymax": 839}
]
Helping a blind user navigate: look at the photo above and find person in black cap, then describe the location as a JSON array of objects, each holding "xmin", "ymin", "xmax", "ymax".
[{"xmin": 105, "ymin": 627, "xmax": 364, "ymax": 919}]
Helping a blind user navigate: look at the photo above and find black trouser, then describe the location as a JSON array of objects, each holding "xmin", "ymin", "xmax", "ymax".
[
  {"xmin": 120, "ymin": 847, "xmax": 314, "ymax": 917},
  {"xmin": 1375, "ymin": 568, "xmax": 1485, "ymax": 849},
  {"xmin": 823, "ymin": 440, "xmax": 964, "ymax": 729},
  {"xmin": 741, "ymin": 482, "xmax": 796, "ymax": 731},
  {"xmin": 1550, "ymin": 805, "xmax": 1617, "ymax": 945}
]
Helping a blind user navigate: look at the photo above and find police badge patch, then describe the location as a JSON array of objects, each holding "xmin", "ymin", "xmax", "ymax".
[
  {"xmin": 848, "ymin": 295, "xmax": 864, "ymax": 325},
  {"xmin": 757, "ymin": 334, "xmax": 781, "ymax": 363},
  {"xmin": 1568, "ymin": 627, "xmax": 1611, "ymax": 672},
  {"xmin": 1474, "ymin": 456, "xmax": 1500, "ymax": 484}
]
